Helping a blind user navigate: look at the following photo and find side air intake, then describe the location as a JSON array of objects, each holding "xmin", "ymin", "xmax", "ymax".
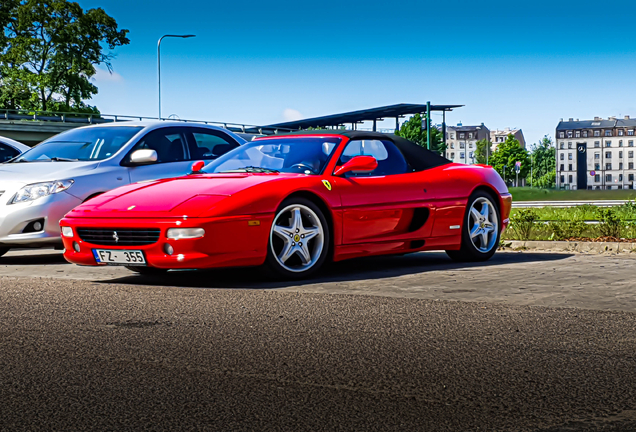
[{"xmin": 408, "ymin": 208, "xmax": 430, "ymax": 232}]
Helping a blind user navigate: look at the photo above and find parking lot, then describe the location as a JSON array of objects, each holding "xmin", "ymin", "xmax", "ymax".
[{"xmin": 2, "ymin": 250, "xmax": 636, "ymax": 431}]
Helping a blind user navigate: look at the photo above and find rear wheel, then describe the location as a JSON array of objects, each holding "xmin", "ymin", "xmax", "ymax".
[
  {"xmin": 266, "ymin": 198, "xmax": 330, "ymax": 280},
  {"xmin": 446, "ymin": 191, "xmax": 500, "ymax": 262},
  {"xmin": 0, "ymin": 248, "xmax": 9, "ymax": 258},
  {"xmin": 125, "ymin": 266, "xmax": 168, "ymax": 275}
]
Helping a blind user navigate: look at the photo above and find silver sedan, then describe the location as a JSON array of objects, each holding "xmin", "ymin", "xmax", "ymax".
[
  {"xmin": 0, "ymin": 121, "xmax": 246, "ymax": 257},
  {"xmin": 0, "ymin": 136, "xmax": 31, "ymax": 162}
]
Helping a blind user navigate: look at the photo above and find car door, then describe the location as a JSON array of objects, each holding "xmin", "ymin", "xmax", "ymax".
[
  {"xmin": 334, "ymin": 139, "xmax": 429, "ymax": 244},
  {"xmin": 125, "ymin": 127, "xmax": 193, "ymax": 183},
  {"xmin": 183, "ymin": 128, "xmax": 242, "ymax": 161}
]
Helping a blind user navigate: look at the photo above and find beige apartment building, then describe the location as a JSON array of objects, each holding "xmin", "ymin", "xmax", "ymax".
[
  {"xmin": 556, "ymin": 116, "xmax": 636, "ymax": 190},
  {"xmin": 445, "ymin": 123, "xmax": 490, "ymax": 164},
  {"xmin": 490, "ymin": 128, "xmax": 526, "ymax": 151}
]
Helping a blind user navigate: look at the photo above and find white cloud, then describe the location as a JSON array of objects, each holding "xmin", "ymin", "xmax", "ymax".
[
  {"xmin": 92, "ymin": 67, "xmax": 124, "ymax": 83},
  {"xmin": 282, "ymin": 108, "xmax": 303, "ymax": 122}
]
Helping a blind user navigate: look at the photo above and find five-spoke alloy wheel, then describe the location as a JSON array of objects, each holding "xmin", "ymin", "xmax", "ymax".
[
  {"xmin": 267, "ymin": 198, "xmax": 329, "ymax": 279},
  {"xmin": 446, "ymin": 191, "xmax": 500, "ymax": 262}
]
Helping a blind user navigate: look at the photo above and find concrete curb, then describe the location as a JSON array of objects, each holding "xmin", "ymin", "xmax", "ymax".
[{"xmin": 502, "ymin": 240, "xmax": 636, "ymax": 255}]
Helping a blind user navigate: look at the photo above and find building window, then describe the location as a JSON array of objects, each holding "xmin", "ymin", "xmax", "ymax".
[
  {"xmin": 595, "ymin": 163, "xmax": 601, "ymax": 170},
  {"xmin": 606, "ymin": 163, "xmax": 612, "ymax": 170},
  {"xmin": 606, "ymin": 151, "xmax": 612, "ymax": 158},
  {"xmin": 559, "ymin": 142, "xmax": 564, "ymax": 149},
  {"xmin": 560, "ymin": 153, "xmax": 564, "ymax": 160},
  {"xmin": 460, "ymin": 152, "xmax": 465, "ymax": 159},
  {"xmin": 568, "ymin": 142, "xmax": 573, "ymax": 149},
  {"xmin": 606, "ymin": 174, "xmax": 612, "ymax": 182},
  {"xmin": 560, "ymin": 164, "xmax": 564, "ymax": 171},
  {"xmin": 469, "ymin": 152, "xmax": 473, "ymax": 159},
  {"xmin": 459, "ymin": 133, "xmax": 465, "ymax": 139},
  {"xmin": 630, "ymin": 174, "xmax": 635, "ymax": 181},
  {"xmin": 559, "ymin": 132, "xmax": 565, "ymax": 138},
  {"xmin": 630, "ymin": 141, "xmax": 634, "ymax": 147},
  {"xmin": 619, "ymin": 130, "xmax": 625, "ymax": 136},
  {"xmin": 560, "ymin": 175, "xmax": 565, "ymax": 183},
  {"xmin": 619, "ymin": 151, "xmax": 623, "ymax": 158},
  {"xmin": 595, "ymin": 174, "xmax": 601, "ymax": 182},
  {"xmin": 605, "ymin": 130, "xmax": 612, "ymax": 137},
  {"xmin": 619, "ymin": 163, "xmax": 624, "ymax": 170},
  {"xmin": 594, "ymin": 152, "xmax": 600, "ymax": 159},
  {"xmin": 569, "ymin": 164, "xmax": 573, "ymax": 171},
  {"xmin": 569, "ymin": 175, "xmax": 573, "ymax": 183},
  {"xmin": 450, "ymin": 143, "xmax": 455, "ymax": 149},
  {"xmin": 469, "ymin": 143, "xmax": 473, "ymax": 149},
  {"xmin": 451, "ymin": 152, "xmax": 455, "ymax": 159},
  {"xmin": 619, "ymin": 174, "xmax": 624, "ymax": 181},
  {"xmin": 450, "ymin": 134, "xmax": 455, "ymax": 139},
  {"xmin": 576, "ymin": 131, "xmax": 581, "ymax": 138},
  {"xmin": 567, "ymin": 131, "xmax": 573, "ymax": 138},
  {"xmin": 620, "ymin": 140, "xmax": 624, "ymax": 147},
  {"xmin": 629, "ymin": 130, "xmax": 635, "ymax": 136},
  {"xmin": 594, "ymin": 141, "xmax": 600, "ymax": 148},
  {"xmin": 460, "ymin": 142, "xmax": 465, "ymax": 149},
  {"xmin": 583, "ymin": 131, "xmax": 588, "ymax": 138},
  {"xmin": 568, "ymin": 153, "xmax": 573, "ymax": 160},
  {"xmin": 630, "ymin": 163, "xmax": 634, "ymax": 170},
  {"xmin": 594, "ymin": 130, "xmax": 601, "ymax": 137},
  {"xmin": 606, "ymin": 141, "xmax": 612, "ymax": 147}
]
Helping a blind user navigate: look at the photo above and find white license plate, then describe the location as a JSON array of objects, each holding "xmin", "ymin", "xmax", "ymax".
[{"xmin": 93, "ymin": 249, "xmax": 146, "ymax": 266}]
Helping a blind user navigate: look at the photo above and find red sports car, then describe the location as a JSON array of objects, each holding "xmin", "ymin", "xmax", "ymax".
[{"xmin": 60, "ymin": 131, "xmax": 512, "ymax": 279}]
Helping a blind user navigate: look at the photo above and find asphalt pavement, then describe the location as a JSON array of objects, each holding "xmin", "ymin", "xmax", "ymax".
[{"xmin": 2, "ymin": 250, "xmax": 636, "ymax": 431}]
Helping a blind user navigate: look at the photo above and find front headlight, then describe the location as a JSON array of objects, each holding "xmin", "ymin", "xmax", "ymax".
[
  {"xmin": 166, "ymin": 228, "xmax": 205, "ymax": 240},
  {"xmin": 10, "ymin": 180, "xmax": 74, "ymax": 205}
]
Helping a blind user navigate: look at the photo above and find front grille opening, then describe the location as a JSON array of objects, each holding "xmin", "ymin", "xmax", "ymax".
[
  {"xmin": 77, "ymin": 228, "xmax": 161, "ymax": 246},
  {"xmin": 23, "ymin": 218, "xmax": 45, "ymax": 233}
]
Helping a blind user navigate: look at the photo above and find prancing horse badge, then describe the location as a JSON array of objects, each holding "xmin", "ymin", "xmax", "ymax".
[{"xmin": 322, "ymin": 180, "xmax": 332, "ymax": 191}]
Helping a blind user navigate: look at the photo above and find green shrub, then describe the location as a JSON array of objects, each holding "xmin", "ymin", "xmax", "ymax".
[
  {"xmin": 596, "ymin": 207, "xmax": 625, "ymax": 238},
  {"xmin": 509, "ymin": 208, "xmax": 538, "ymax": 240},
  {"xmin": 548, "ymin": 220, "xmax": 587, "ymax": 240}
]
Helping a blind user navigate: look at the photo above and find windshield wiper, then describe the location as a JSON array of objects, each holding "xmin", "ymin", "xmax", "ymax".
[
  {"xmin": 220, "ymin": 166, "xmax": 279, "ymax": 173},
  {"xmin": 49, "ymin": 157, "xmax": 79, "ymax": 162}
]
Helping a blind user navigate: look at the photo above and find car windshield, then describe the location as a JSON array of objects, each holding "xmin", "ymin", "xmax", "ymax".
[
  {"xmin": 12, "ymin": 126, "xmax": 143, "ymax": 162},
  {"xmin": 204, "ymin": 137, "xmax": 341, "ymax": 175}
]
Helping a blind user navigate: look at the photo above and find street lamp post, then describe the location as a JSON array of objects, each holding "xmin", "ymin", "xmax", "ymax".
[{"xmin": 157, "ymin": 34, "xmax": 196, "ymax": 119}]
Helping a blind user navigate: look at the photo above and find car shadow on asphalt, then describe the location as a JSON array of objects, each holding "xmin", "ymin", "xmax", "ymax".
[
  {"xmin": 97, "ymin": 251, "xmax": 573, "ymax": 290},
  {"xmin": 0, "ymin": 251, "xmax": 67, "ymax": 265}
]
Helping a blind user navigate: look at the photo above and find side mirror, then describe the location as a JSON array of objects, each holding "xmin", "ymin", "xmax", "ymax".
[
  {"xmin": 334, "ymin": 155, "xmax": 378, "ymax": 176},
  {"xmin": 129, "ymin": 149, "xmax": 158, "ymax": 165}
]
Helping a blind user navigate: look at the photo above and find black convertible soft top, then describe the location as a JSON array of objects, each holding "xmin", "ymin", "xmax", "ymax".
[{"xmin": 271, "ymin": 130, "xmax": 451, "ymax": 172}]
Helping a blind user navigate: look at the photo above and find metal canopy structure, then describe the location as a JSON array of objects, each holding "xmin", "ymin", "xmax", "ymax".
[
  {"xmin": 265, "ymin": 103, "xmax": 462, "ymax": 130},
  {"xmin": 264, "ymin": 102, "xmax": 463, "ymax": 150}
]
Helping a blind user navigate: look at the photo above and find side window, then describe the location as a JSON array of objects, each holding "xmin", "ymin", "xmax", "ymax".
[
  {"xmin": 129, "ymin": 129, "xmax": 186, "ymax": 163},
  {"xmin": 188, "ymin": 131, "xmax": 238, "ymax": 160},
  {"xmin": 338, "ymin": 139, "xmax": 408, "ymax": 176},
  {"xmin": 0, "ymin": 143, "xmax": 19, "ymax": 162}
]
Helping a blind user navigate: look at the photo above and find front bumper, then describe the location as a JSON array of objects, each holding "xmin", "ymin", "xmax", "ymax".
[
  {"xmin": 61, "ymin": 215, "xmax": 274, "ymax": 270},
  {"xmin": 0, "ymin": 191, "xmax": 81, "ymax": 247}
]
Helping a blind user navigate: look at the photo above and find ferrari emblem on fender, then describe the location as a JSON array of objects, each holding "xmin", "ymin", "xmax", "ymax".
[{"xmin": 322, "ymin": 180, "xmax": 332, "ymax": 191}]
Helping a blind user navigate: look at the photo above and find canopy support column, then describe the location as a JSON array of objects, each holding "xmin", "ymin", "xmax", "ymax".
[{"xmin": 426, "ymin": 101, "xmax": 431, "ymax": 150}]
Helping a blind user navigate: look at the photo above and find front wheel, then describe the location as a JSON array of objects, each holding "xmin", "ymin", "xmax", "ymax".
[
  {"xmin": 446, "ymin": 191, "xmax": 500, "ymax": 262},
  {"xmin": 125, "ymin": 266, "xmax": 168, "ymax": 275},
  {"xmin": 265, "ymin": 198, "xmax": 330, "ymax": 279}
]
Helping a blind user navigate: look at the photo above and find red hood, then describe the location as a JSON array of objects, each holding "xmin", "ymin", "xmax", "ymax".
[{"xmin": 67, "ymin": 173, "xmax": 285, "ymax": 218}]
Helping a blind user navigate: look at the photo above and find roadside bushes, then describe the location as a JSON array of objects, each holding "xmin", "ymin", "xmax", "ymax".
[{"xmin": 503, "ymin": 202, "xmax": 636, "ymax": 241}]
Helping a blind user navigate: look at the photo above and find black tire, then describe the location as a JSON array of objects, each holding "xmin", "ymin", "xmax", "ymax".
[
  {"xmin": 446, "ymin": 190, "xmax": 501, "ymax": 262},
  {"xmin": 125, "ymin": 266, "xmax": 168, "ymax": 275},
  {"xmin": 0, "ymin": 248, "xmax": 9, "ymax": 258},
  {"xmin": 265, "ymin": 197, "xmax": 330, "ymax": 280}
]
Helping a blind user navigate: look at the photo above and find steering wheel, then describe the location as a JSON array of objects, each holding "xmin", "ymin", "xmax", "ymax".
[{"xmin": 290, "ymin": 163, "xmax": 318, "ymax": 174}]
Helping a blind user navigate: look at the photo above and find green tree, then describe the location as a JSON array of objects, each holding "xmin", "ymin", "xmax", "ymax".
[
  {"xmin": 395, "ymin": 113, "xmax": 445, "ymax": 155},
  {"xmin": 529, "ymin": 135, "xmax": 556, "ymax": 187},
  {"xmin": 488, "ymin": 134, "xmax": 530, "ymax": 185},
  {"xmin": 474, "ymin": 138, "xmax": 492, "ymax": 164},
  {"xmin": 0, "ymin": 0, "xmax": 129, "ymax": 112}
]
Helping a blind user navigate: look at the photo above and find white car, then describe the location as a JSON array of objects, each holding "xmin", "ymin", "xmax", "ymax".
[
  {"xmin": 0, "ymin": 136, "xmax": 31, "ymax": 162},
  {"xmin": 0, "ymin": 121, "xmax": 246, "ymax": 257}
]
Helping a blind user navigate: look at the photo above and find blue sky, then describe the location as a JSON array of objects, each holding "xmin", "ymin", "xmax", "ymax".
[{"xmin": 81, "ymin": 0, "xmax": 636, "ymax": 145}]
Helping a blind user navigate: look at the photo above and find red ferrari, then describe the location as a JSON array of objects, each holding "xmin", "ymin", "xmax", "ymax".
[{"xmin": 61, "ymin": 131, "xmax": 512, "ymax": 279}]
